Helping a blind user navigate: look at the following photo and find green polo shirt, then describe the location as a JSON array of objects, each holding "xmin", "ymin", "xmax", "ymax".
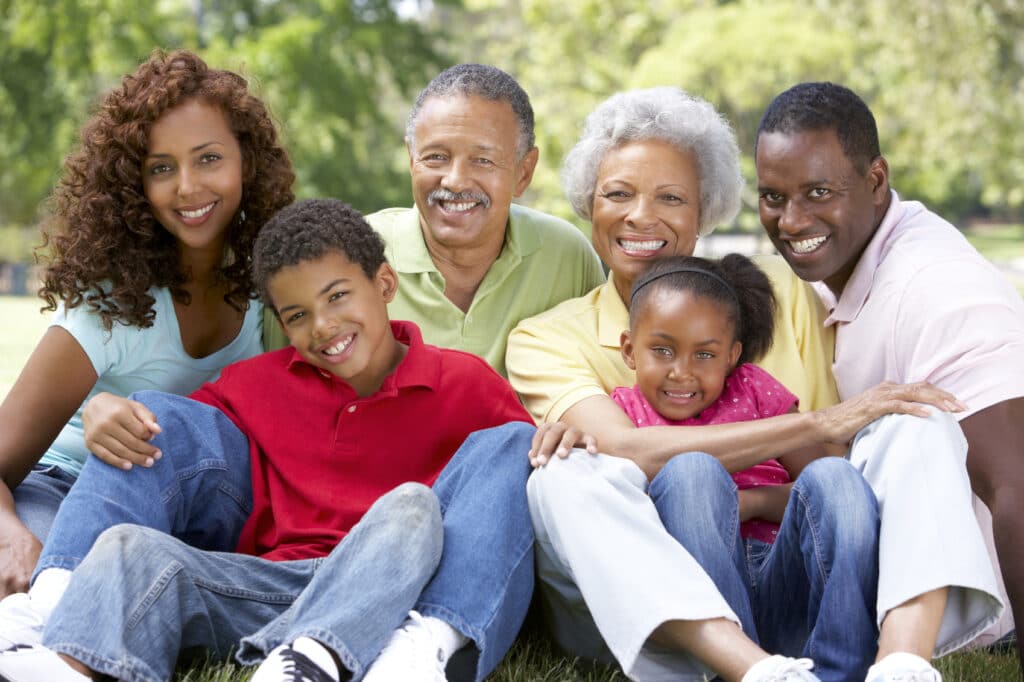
[{"xmin": 263, "ymin": 203, "xmax": 605, "ymax": 377}]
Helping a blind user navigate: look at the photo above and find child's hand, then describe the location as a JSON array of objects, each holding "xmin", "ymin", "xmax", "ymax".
[
  {"xmin": 528, "ymin": 422, "xmax": 598, "ymax": 468},
  {"xmin": 82, "ymin": 392, "xmax": 163, "ymax": 470}
]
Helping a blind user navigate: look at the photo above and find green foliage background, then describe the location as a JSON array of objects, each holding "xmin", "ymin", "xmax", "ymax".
[{"xmin": 2, "ymin": 0, "xmax": 1023, "ymax": 252}]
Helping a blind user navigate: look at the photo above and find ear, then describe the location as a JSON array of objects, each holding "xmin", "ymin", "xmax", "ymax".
[
  {"xmin": 868, "ymin": 155, "xmax": 890, "ymax": 205},
  {"xmin": 513, "ymin": 147, "xmax": 540, "ymax": 197},
  {"xmin": 406, "ymin": 138, "xmax": 415, "ymax": 172},
  {"xmin": 376, "ymin": 262, "xmax": 399, "ymax": 304},
  {"xmin": 620, "ymin": 329, "xmax": 638, "ymax": 371},
  {"xmin": 727, "ymin": 340, "xmax": 742, "ymax": 370}
]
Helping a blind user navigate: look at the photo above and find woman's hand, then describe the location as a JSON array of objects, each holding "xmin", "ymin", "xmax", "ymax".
[
  {"xmin": 83, "ymin": 392, "xmax": 162, "ymax": 470},
  {"xmin": 815, "ymin": 381, "xmax": 965, "ymax": 446},
  {"xmin": 0, "ymin": 513, "xmax": 41, "ymax": 597},
  {"xmin": 528, "ymin": 422, "xmax": 598, "ymax": 468}
]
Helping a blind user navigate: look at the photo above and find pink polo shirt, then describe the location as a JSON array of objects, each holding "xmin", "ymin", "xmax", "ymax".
[
  {"xmin": 813, "ymin": 191, "xmax": 1024, "ymax": 417},
  {"xmin": 612, "ymin": 363, "xmax": 797, "ymax": 543}
]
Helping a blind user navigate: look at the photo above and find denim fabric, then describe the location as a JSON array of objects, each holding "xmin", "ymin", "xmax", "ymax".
[
  {"xmin": 35, "ymin": 391, "xmax": 253, "ymax": 580},
  {"xmin": 419, "ymin": 421, "xmax": 537, "ymax": 682},
  {"xmin": 43, "ymin": 483, "xmax": 443, "ymax": 682},
  {"xmin": 12, "ymin": 465, "xmax": 77, "ymax": 544},
  {"xmin": 650, "ymin": 453, "xmax": 880, "ymax": 682}
]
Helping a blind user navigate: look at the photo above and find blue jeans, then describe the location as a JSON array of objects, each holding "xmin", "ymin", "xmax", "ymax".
[
  {"xmin": 43, "ymin": 483, "xmax": 443, "ymax": 682},
  {"xmin": 36, "ymin": 391, "xmax": 253, "ymax": 579},
  {"xmin": 36, "ymin": 391, "xmax": 537, "ymax": 682},
  {"xmin": 13, "ymin": 465, "xmax": 77, "ymax": 543},
  {"xmin": 649, "ymin": 453, "xmax": 880, "ymax": 682}
]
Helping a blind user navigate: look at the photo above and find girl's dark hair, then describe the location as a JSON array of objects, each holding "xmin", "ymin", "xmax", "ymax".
[
  {"xmin": 38, "ymin": 48, "xmax": 295, "ymax": 330},
  {"xmin": 629, "ymin": 254, "xmax": 777, "ymax": 365}
]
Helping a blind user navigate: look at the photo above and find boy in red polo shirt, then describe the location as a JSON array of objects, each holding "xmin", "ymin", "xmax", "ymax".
[{"xmin": 0, "ymin": 199, "xmax": 534, "ymax": 682}]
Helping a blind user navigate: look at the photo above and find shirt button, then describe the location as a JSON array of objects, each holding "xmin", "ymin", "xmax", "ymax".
[
  {"xmin": 466, "ymin": 315, "xmax": 474, "ymax": 323},
  {"xmin": 347, "ymin": 405, "xmax": 357, "ymax": 413}
]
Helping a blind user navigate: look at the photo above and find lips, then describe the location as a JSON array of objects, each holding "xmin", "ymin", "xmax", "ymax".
[
  {"xmin": 789, "ymin": 235, "xmax": 828, "ymax": 254},
  {"xmin": 174, "ymin": 201, "xmax": 217, "ymax": 224},
  {"xmin": 618, "ymin": 238, "xmax": 668, "ymax": 256},
  {"xmin": 321, "ymin": 333, "xmax": 354, "ymax": 358}
]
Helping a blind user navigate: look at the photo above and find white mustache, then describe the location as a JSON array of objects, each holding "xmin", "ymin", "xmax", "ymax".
[{"xmin": 427, "ymin": 188, "xmax": 491, "ymax": 208}]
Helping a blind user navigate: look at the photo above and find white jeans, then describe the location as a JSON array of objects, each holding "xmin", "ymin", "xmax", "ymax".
[
  {"xmin": 527, "ymin": 452, "xmax": 733, "ymax": 682},
  {"xmin": 848, "ymin": 410, "xmax": 1003, "ymax": 655}
]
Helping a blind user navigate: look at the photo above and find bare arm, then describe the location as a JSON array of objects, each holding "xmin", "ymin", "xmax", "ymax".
[
  {"xmin": 0, "ymin": 327, "xmax": 97, "ymax": 595},
  {"xmin": 959, "ymin": 396, "xmax": 1024, "ymax": 502},
  {"xmin": 560, "ymin": 382, "xmax": 963, "ymax": 480}
]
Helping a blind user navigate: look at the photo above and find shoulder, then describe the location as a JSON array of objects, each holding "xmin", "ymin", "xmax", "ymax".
[
  {"xmin": 512, "ymin": 286, "xmax": 602, "ymax": 332},
  {"xmin": 510, "ymin": 204, "xmax": 589, "ymax": 244},
  {"xmin": 365, "ymin": 207, "xmax": 416, "ymax": 236},
  {"xmin": 216, "ymin": 347, "xmax": 295, "ymax": 384}
]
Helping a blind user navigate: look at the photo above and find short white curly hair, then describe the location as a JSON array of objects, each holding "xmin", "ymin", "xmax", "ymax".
[{"xmin": 562, "ymin": 87, "xmax": 743, "ymax": 236}]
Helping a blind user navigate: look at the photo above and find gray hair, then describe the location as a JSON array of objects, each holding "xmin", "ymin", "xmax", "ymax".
[
  {"xmin": 405, "ymin": 63, "xmax": 535, "ymax": 160},
  {"xmin": 562, "ymin": 87, "xmax": 743, "ymax": 236}
]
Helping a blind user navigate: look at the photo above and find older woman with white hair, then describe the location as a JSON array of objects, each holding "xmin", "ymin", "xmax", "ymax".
[{"xmin": 506, "ymin": 88, "xmax": 956, "ymax": 681}]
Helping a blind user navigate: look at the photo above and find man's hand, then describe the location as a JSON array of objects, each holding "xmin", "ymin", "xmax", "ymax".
[
  {"xmin": 817, "ymin": 381, "xmax": 966, "ymax": 446},
  {"xmin": 528, "ymin": 422, "xmax": 598, "ymax": 468},
  {"xmin": 83, "ymin": 392, "xmax": 162, "ymax": 470}
]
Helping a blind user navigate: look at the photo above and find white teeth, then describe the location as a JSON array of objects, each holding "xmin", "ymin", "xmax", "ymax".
[
  {"xmin": 791, "ymin": 235, "xmax": 828, "ymax": 254},
  {"xmin": 178, "ymin": 203, "xmax": 215, "ymax": 219},
  {"xmin": 323, "ymin": 336, "xmax": 353, "ymax": 356},
  {"xmin": 665, "ymin": 390, "xmax": 696, "ymax": 398},
  {"xmin": 443, "ymin": 201, "xmax": 477, "ymax": 212},
  {"xmin": 619, "ymin": 239, "xmax": 667, "ymax": 253}
]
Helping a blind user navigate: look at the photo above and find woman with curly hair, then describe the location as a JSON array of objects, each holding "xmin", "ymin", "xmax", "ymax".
[{"xmin": 0, "ymin": 49, "xmax": 294, "ymax": 600}]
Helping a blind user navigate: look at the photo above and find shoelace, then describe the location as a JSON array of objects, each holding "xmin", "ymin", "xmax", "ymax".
[
  {"xmin": 765, "ymin": 657, "xmax": 815, "ymax": 682},
  {"xmin": 277, "ymin": 645, "xmax": 337, "ymax": 682}
]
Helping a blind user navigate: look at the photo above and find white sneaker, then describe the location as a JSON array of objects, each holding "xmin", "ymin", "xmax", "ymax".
[
  {"xmin": 865, "ymin": 652, "xmax": 942, "ymax": 682},
  {"xmin": 0, "ymin": 594, "xmax": 46, "ymax": 650},
  {"xmin": 363, "ymin": 611, "xmax": 447, "ymax": 682},
  {"xmin": 250, "ymin": 637, "xmax": 340, "ymax": 682},
  {"xmin": 742, "ymin": 655, "xmax": 821, "ymax": 682},
  {"xmin": 0, "ymin": 644, "xmax": 90, "ymax": 681}
]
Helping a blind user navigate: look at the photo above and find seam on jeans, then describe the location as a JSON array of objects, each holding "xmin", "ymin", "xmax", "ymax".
[
  {"xmin": 190, "ymin": 575, "xmax": 301, "ymax": 603},
  {"xmin": 127, "ymin": 561, "xmax": 186, "ymax": 630},
  {"xmin": 47, "ymin": 641, "xmax": 159, "ymax": 682},
  {"xmin": 159, "ymin": 459, "xmax": 232, "ymax": 506},
  {"xmin": 794, "ymin": 482, "xmax": 828, "ymax": 582}
]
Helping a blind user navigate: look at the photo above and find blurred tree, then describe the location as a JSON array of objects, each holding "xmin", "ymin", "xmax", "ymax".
[{"xmin": 0, "ymin": 0, "xmax": 452, "ymax": 232}]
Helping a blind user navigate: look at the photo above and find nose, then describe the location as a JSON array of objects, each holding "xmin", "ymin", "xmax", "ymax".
[
  {"xmin": 777, "ymin": 198, "xmax": 812, "ymax": 235},
  {"xmin": 176, "ymin": 166, "xmax": 198, "ymax": 198},
  {"xmin": 312, "ymin": 312, "xmax": 338, "ymax": 344},
  {"xmin": 441, "ymin": 157, "xmax": 471, "ymax": 192},
  {"xmin": 667, "ymin": 356, "xmax": 693, "ymax": 381},
  {"xmin": 625, "ymin": 194, "xmax": 657, "ymax": 230}
]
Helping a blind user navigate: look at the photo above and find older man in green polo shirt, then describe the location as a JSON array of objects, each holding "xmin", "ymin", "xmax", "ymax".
[{"xmin": 265, "ymin": 64, "xmax": 604, "ymax": 375}]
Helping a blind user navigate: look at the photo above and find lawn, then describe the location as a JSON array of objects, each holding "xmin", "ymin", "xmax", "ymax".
[{"xmin": 0, "ymin": 225, "xmax": 1021, "ymax": 679}]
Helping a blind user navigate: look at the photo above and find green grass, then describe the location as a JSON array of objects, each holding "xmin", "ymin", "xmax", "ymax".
[{"xmin": 1, "ymin": 226, "xmax": 1022, "ymax": 680}]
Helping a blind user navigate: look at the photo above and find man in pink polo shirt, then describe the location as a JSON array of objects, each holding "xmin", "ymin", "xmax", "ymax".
[{"xmin": 755, "ymin": 81, "xmax": 1024, "ymax": 681}]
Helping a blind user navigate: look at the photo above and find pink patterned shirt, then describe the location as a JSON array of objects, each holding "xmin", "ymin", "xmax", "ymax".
[{"xmin": 612, "ymin": 363, "xmax": 798, "ymax": 543}]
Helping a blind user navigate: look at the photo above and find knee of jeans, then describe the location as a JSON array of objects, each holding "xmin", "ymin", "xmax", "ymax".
[
  {"xmin": 798, "ymin": 458, "xmax": 879, "ymax": 542},
  {"xmin": 90, "ymin": 524, "xmax": 172, "ymax": 565},
  {"xmin": 650, "ymin": 452, "xmax": 730, "ymax": 501},
  {"xmin": 381, "ymin": 483, "xmax": 443, "ymax": 560}
]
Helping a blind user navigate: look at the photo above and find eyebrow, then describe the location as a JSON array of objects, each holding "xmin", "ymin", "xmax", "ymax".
[
  {"xmin": 275, "ymin": 278, "xmax": 350, "ymax": 316},
  {"xmin": 146, "ymin": 141, "xmax": 224, "ymax": 159}
]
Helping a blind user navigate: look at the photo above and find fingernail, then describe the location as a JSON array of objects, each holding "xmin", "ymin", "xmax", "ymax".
[
  {"xmin": 556, "ymin": 447, "xmax": 567, "ymax": 456},
  {"xmin": 153, "ymin": 450, "xmax": 162, "ymax": 460},
  {"xmin": 144, "ymin": 457, "xmax": 154, "ymax": 467},
  {"xmin": 122, "ymin": 462, "xmax": 132, "ymax": 470},
  {"xmin": 538, "ymin": 456, "xmax": 547, "ymax": 466}
]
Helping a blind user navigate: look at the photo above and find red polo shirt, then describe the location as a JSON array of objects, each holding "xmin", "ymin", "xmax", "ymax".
[{"xmin": 190, "ymin": 321, "xmax": 533, "ymax": 561}]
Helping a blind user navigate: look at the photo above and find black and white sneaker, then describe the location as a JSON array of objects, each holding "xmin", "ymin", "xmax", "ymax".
[{"xmin": 251, "ymin": 637, "xmax": 340, "ymax": 682}]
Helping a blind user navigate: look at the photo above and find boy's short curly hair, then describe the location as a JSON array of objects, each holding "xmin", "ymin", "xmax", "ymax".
[
  {"xmin": 39, "ymin": 48, "xmax": 295, "ymax": 330},
  {"xmin": 254, "ymin": 199, "xmax": 387, "ymax": 309}
]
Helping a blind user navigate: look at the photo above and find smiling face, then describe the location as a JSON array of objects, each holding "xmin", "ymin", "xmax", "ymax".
[
  {"xmin": 268, "ymin": 250, "xmax": 403, "ymax": 397},
  {"xmin": 590, "ymin": 139, "xmax": 702, "ymax": 303},
  {"xmin": 142, "ymin": 99, "xmax": 243, "ymax": 259},
  {"xmin": 408, "ymin": 95, "xmax": 538, "ymax": 260},
  {"xmin": 621, "ymin": 288, "xmax": 741, "ymax": 422},
  {"xmin": 756, "ymin": 127, "xmax": 889, "ymax": 295}
]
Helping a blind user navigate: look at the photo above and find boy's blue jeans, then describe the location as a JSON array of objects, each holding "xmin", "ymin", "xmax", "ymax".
[
  {"xmin": 649, "ymin": 453, "xmax": 880, "ymax": 682},
  {"xmin": 37, "ymin": 391, "xmax": 537, "ymax": 681}
]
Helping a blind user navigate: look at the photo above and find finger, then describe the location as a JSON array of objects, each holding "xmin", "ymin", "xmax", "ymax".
[
  {"xmin": 129, "ymin": 401, "xmax": 162, "ymax": 435},
  {"xmin": 89, "ymin": 444, "xmax": 135, "ymax": 470},
  {"xmin": 535, "ymin": 428, "xmax": 566, "ymax": 460},
  {"xmin": 555, "ymin": 429, "xmax": 579, "ymax": 457},
  {"xmin": 91, "ymin": 434, "xmax": 158, "ymax": 468},
  {"xmin": 582, "ymin": 434, "xmax": 598, "ymax": 454}
]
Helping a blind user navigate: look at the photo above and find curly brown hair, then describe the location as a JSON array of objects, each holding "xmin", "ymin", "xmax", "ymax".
[{"xmin": 38, "ymin": 48, "xmax": 295, "ymax": 329}]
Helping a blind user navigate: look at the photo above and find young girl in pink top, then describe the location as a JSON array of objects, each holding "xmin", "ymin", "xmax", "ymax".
[{"xmin": 615, "ymin": 254, "xmax": 881, "ymax": 681}]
